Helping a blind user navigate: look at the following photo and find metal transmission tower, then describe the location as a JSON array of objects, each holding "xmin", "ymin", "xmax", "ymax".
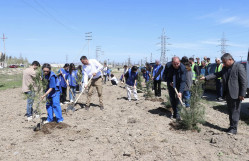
[
  {"xmin": 159, "ymin": 28, "xmax": 170, "ymax": 65},
  {"xmin": 218, "ymin": 32, "xmax": 229, "ymax": 56},
  {"xmin": 85, "ymin": 32, "xmax": 92, "ymax": 57},
  {"xmin": 96, "ymin": 46, "xmax": 101, "ymax": 61}
]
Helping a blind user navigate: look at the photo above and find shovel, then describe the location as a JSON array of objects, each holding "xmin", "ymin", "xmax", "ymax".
[
  {"xmin": 66, "ymin": 75, "xmax": 93, "ymax": 112},
  {"xmin": 174, "ymin": 87, "xmax": 184, "ymax": 106}
]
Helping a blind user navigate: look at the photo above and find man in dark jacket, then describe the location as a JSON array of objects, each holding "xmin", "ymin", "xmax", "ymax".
[
  {"xmin": 201, "ymin": 53, "xmax": 247, "ymax": 135},
  {"xmin": 164, "ymin": 57, "xmax": 186, "ymax": 120}
]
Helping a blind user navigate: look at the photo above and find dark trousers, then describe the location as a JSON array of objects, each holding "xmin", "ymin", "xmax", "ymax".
[
  {"xmin": 104, "ymin": 75, "xmax": 108, "ymax": 84},
  {"xmin": 60, "ymin": 87, "xmax": 67, "ymax": 103},
  {"xmin": 111, "ymin": 80, "xmax": 117, "ymax": 85},
  {"xmin": 168, "ymin": 86, "xmax": 180, "ymax": 118},
  {"xmin": 226, "ymin": 94, "xmax": 241, "ymax": 130},
  {"xmin": 154, "ymin": 80, "xmax": 161, "ymax": 97},
  {"xmin": 216, "ymin": 79, "xmax": 223, "ymax": 98}
]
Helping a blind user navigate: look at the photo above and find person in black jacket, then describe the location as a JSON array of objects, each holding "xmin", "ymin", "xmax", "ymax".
[
  {"xmin": 163, "ymin": 57, "xmax": 186, "ymax": 120},
  {"xmin": 201, "ymin": 53, "xmax": 247, "ymax": 134},
  {"xmin": 152, "ymin": 60, "xmax": 164, "ymax": 97}
]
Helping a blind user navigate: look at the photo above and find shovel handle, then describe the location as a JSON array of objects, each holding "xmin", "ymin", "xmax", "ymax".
[
  {"xmin": 174, "ymin": 88, "xmax": 184, "ymax": 106},
  {"xmin": 74, "ymin": 75, "xmax": 93, "ymax": 104}
]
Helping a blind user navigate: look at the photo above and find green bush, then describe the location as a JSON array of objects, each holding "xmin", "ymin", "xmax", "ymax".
[{"xmin": 179, "ymin": 79, "xmax": 205, "ymax": 131}]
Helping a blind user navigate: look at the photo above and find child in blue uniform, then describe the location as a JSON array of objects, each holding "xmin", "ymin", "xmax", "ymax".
[
  {"xmin": 68, "ymin": 63, "xmax": 78, "ymax": 102},
  {"xmin": 41, "ymin": 63, "xmax": 64, "ymax": 123},
  {"xmin": 124, "ymin": 66, "xmax": 139, "ymax": 101},
  {"xmin": 57, "ymin": 63, "xmax": 69, "ymax": 104},
  {"xmin": 142, "ymin": 67, "xmax": 151, "ymax": 82}
]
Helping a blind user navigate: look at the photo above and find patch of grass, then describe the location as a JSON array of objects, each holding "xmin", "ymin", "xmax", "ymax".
[{"xmin": 0, "ymin": 73, "xmax": 23, "ymax": 90}]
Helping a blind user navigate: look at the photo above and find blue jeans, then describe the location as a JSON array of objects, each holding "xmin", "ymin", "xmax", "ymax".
[
  {"xmin": 69, "ymin": 86, "xmax": 76, "ymax": 101},
  {"xmin": 25, "ymin": 91, "xmax": 34, "ymax": 117},
  {"xmin": 216, "ymin": 79, "xmax": 223, "ymax": 98},
  {"xmin": 183, "ymin": 90, "xmax": 191, "ymax": 107},
  {"xmin": 46, "ymin": 91, "xmax": 64, "ymax": 122}
]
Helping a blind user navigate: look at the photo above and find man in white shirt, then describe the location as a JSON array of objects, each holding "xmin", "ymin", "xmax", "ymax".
[{"xmin": 80, "ymin": 56, "xmax": 104, "ymax": 110}]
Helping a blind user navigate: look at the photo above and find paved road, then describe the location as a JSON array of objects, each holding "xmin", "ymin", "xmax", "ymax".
[{"xmin": 203, "ymin": 90, "xmax": 249, "ymax": 116}]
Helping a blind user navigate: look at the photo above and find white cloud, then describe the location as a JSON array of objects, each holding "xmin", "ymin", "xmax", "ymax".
[
  {"xmin": 199, "ymin": 9, "xmax": 249, "ymax": 28},
  {"xmin": 220, "ymin": 16, "xmax": 237, "ymax": 24}
]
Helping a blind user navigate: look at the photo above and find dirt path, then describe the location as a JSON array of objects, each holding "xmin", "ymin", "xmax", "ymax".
[{"xmin": 0, "ymin": 75, "xmax": 249, "ymax": 161}]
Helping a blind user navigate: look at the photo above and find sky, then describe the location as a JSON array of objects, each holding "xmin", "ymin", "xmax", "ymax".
[{"xmin": 0, "ymin": 0, "xmax": 249, "ymax": 64}]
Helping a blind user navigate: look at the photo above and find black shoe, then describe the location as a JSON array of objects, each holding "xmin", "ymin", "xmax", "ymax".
[
  {"xmin": 100, "ymin": 106, "xmax": 104, "ymax": 110},
  {"xmin": 85, "ymin": 106, "xmax": 90, "ymax": 110},
  {"xmin": 227, "ymin": 129, "xmax": 237, "ymax": 135},
  {"xmin": 224, "ymin": 127, "xmax": 232, "ymax": 132}
]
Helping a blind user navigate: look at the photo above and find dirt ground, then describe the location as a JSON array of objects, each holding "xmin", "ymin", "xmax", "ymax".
[{"xmin": 1, "ymin": 72, "xmax": 249, "ymax": 161}]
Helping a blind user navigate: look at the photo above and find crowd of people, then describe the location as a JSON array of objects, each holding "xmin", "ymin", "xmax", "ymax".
[{"xmin": 22, "ymin": 53, "xmax": 247, "ymax": 135}]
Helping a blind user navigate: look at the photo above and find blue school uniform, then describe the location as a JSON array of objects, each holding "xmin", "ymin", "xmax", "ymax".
[
  {"xmin": 58, "ymin": 68, "xmax": 69, "ymax": 88},
  {"xmin": 153, "ymin": 64, "xmax": 163, "ymax": 81},
  {"xmin": 126, "ymin": 69, "xmax": 138, "ymax": 86},
  {"xmin": 143, "ymin": 71, "xmax": 150, "ymax": 82},
  {"xmin": 68, "ymin": 70, "xmax": 78, "ymax": 87},
  {"xmin": 68, "ymin": 70, "xmax": 78, "ymax": 101},
  {"xmin": 44, "ymin": 71, "xmax": 64, "ymax": 123}
]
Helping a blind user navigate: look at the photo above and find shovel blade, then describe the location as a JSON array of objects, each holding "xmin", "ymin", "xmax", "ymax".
[{"xmin": 66, "ymin": 103, "xmax": 76, "ymax": 113}]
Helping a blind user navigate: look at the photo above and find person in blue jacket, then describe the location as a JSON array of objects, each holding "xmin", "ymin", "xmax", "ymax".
[
  {"xmin": 152, "ymin": 60, "xmax": 164, "ymax": 97},
  {"xmin": 57, "ymin": 63, "xmax": 69, "ymax": 104},
  {"xmin": 107, "ymin": 68, "xmax": 111, "ymax": 81},
  {"xmin": 41, "ymin": 63, "xmax": 64, "ymax": 124},
  {"xmin": 68, "ymin": 63, "xmax": 78, "ymax": 102},
  {"xmin": 163, "ymin": 57, "xmax": 186, "ymax": 120},
  {"xmin": 124, "ymin": 66, "xmax": 139, "ymax": 101},
  {"xmin": 142, "ymin": 67, "xmax": 151, "ymax": 82}
]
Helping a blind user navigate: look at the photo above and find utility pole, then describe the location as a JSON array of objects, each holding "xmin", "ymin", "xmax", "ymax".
[
  {"xmin": 150, "ymin": 53, "xmax": 153, "ymax": 63},
  {"xmin": 85, "ymin": 32, "xmax": 92, "ymax": 58},
  {"xmin": 159, "ymin": 28, "xmax": 170, "ymax": 65},
  {"xmin": 66, "ymin": 54, "xmax": 68, "ymax": 63},
  {"xmin": 96, "ymin": 46, "xmax": 101, "ymax": 61},
  {"xmin": 128, "ymin": 56, "xmax": 131, "ymax": 67},
  {"xmin": 1, "ymin": 33, "xmax": 7, "ymax": 66},
  {"xmin": 218, "ymin": 32, "xmax": 229, "ymax": 56}
]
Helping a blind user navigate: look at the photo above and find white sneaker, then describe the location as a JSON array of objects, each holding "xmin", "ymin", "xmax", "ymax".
[
  {"xmin": 128, "ymin": 99, "xmax": 131, "ymax": 102},
  {"xmin": 27, "ymin": 116, "xmax": 33, "ymax": 121},
  {"xmin": 60, "ymin": 103, "xmax": 63, "ymax": 106},
  {"xmin": 58, "ymin": 120, "xmax": 63, "ymax": 123},
  {"xmin": 35, "ymin": 115, "xmax": 40, "ymax": 118},
  {"xmin": 70, "ymin": 100, "xmax": 74, "ymax": 103},
  {"xmin": 135, "ymin": 98, "xmax": 139, "ymax": 101},
  {"xmin": 43, "ymin": 120, "xmax": 50, "ymax": 124},
  {"xmin": 63, "ymin": 101, "xmax": 69, "ymax": 104}
]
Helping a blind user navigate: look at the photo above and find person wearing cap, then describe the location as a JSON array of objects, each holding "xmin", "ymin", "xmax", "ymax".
[
  {"xmin": 152, "ymin": 60, "xmax": 164, "ymax": 97},
  {"xmin": 81, "ymin": 56, "xmax": 104, "ymax": 110},
  {"xmin": 215, "ymin": 58, "xmax": 223, "ymax": 101}
]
